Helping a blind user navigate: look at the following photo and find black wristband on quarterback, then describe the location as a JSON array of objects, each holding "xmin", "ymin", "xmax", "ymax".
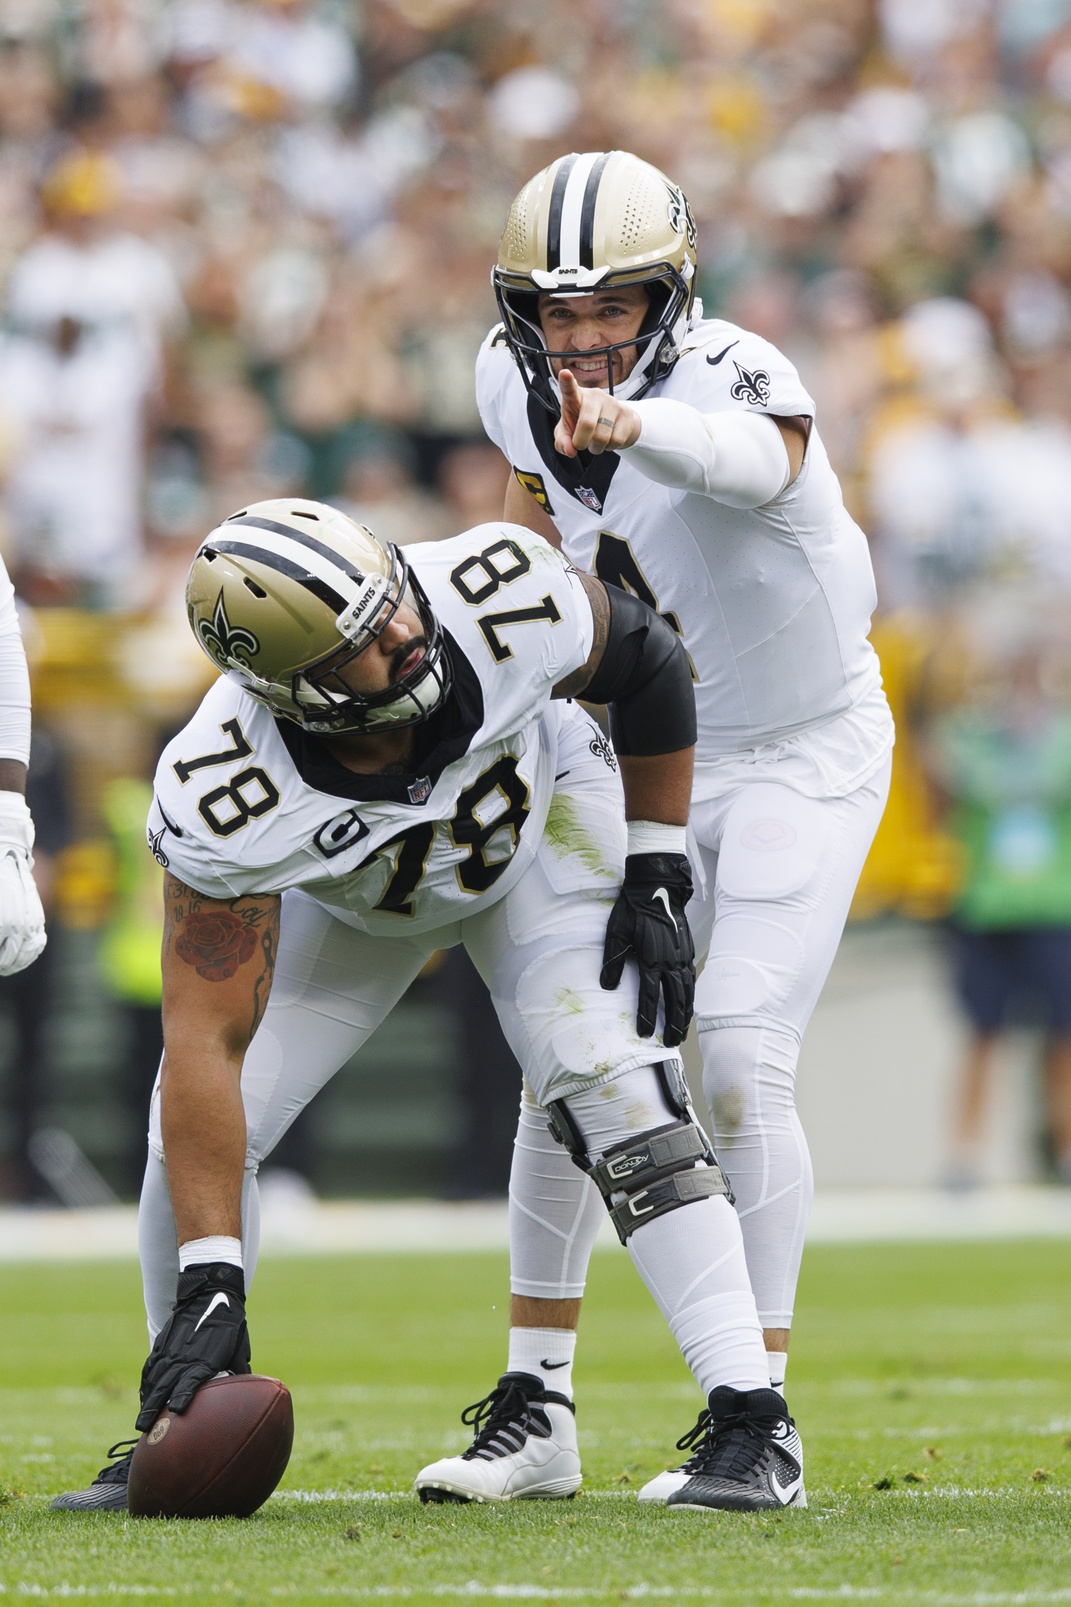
[
  {"xmin": 600, "ymin": 851, "xmax": 695, "ymax": 1048},
  {"xmin": 136, "ymin": 1261, "xmax": 251, "ymax": 1431}
]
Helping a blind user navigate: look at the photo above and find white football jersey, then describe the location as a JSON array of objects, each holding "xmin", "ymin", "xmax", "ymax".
[
  {"xmin": 148, "ymin": 524, "xmax": 594, "ymax": 935},
  {"xmin": 477, "ymin": 317, "xmax": 888, "ymax": 761}
]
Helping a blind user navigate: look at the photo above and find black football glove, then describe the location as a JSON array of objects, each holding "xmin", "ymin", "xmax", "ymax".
[
  {"xmin": 136, "ymin": 1262, "xmax": 251, "ymax": 1432},
  {"xmin": 600, "ymin": 852, "xmax": 695, "ymax": 1049}
]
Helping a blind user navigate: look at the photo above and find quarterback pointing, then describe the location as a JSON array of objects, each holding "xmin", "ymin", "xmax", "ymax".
[
  {"xmin": 421, "ymin": 150, "xmax": 894, "ymax": 1504},
  {"xmin": 54, "ymin": 498, "xmax": 805, "ymax": 1515}
]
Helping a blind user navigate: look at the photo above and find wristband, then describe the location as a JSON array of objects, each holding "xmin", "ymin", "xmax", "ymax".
[
  {"xmin": 0, "ymin": 791, "xmax": 34, "ymax": 853},
  {"xmin": 178, "ymin": 1235, "xmax": 243, "ymax": 1271},
  {"xmin": 627, "ymin": 820, "xmax": 687, "ymax": 857}
]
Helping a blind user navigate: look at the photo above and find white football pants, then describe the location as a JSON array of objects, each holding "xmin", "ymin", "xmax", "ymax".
[
  {"xmin": 141, "ymin": 707, "xmax": 674, "ymax": 1331},
  {"xmin": 509, "ymin": 751, "xmax": 891, "ymax": 1330}
]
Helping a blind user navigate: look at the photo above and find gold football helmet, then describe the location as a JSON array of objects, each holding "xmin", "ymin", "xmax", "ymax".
[
  {"xmin": 494, "ymin": 149, "xmax": 698, "ymax": 408},
  {"xmin": 186, "ymin": 499, "xmax": 451, "ymax": 734}
]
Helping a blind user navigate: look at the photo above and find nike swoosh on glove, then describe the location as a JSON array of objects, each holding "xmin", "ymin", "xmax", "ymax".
[
  {"xmin": 600, "ymin": 852, "xmax": 695, "ymax": 1048},
  {"xmin": 136, "ymin": 1263, "xmax": 251, "ymax": 1431},
  {"xmin": 0, "ymin": 793, "xmax": 46, "ymax": 977}
]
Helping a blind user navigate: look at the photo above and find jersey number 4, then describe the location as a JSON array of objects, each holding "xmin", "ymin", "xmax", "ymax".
[
  {"xmin": 594, "ymin": 531, "xmax": 697, "ymax": 679},
  {"xmin": 450, "ymin": 537, "xmax": 561, "ymax": 662}
]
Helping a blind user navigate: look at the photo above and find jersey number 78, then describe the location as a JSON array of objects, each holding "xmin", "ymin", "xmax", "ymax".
[{"xmin": 450, "ymin": 537, "xmax": 561, "ymax": 662}]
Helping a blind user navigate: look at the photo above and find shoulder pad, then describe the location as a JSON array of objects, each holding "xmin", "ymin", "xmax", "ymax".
[
  {"xmin": 668, "ymin": 322, "xmax": 815, "ymax": 416},
  {"xmin": 477, "ymin": 323, "xmax": 515, "ymax": 362},
  {"xmin": 675, "ymin": 319, "xmax": 747, "ymax": 359}
]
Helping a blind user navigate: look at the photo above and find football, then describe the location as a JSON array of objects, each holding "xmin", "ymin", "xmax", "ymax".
[{"xmin": 127, "ymin": 1374, "xmax": 294, "ymax": 1519}]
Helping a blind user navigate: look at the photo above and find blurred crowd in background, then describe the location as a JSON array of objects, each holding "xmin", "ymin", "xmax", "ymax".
[{"xmin": 5, "ymin": 0, "xmax": 1071, "ymax": 1202}]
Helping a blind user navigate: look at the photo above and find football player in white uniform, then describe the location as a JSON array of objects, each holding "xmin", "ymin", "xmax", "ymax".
[
  {"xmin": 53, "ymin": 498, "xmax": 805, "ymax": 1515},
  {"xmin": 419, "ymin": 150, "xmax": 893, "ymax": 1506},
  {"xmin": 0, "ymin": 555, "xmax": 46, "ymax": 977}
]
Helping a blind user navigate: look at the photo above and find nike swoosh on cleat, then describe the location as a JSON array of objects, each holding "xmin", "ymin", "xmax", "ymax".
[
  {"xmin": 193, "ymin": 1291, "xmax": 230, "ymax": 1331},
  {"xmin": 541, "ymin": 1359, "xmax": 569, "ymax": 1369},
  {"xmin": 769, "ymin": 1468, "xmax": 803, "ymax": 1504},
  {"xmin": 706, "ymin": 341, "xmax": 739, "ymax": 366}
]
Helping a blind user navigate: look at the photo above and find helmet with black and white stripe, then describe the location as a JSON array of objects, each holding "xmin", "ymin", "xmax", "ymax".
[
  {"xmin": 185, "ymin": 499, "xmax": 451, "ymax": 734},
  {"xmin": 493, "ymin": 150, "xmax": 698, "ymax": 411}
]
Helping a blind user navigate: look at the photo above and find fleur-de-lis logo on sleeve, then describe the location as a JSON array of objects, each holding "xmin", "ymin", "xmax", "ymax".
[
  {"xmin": 198, "ymin": 590, "xmax": 260, "ymax": 671},
  {"xmin": 729, "ymin": 361, "xmax": 772, "ymax": 406}
]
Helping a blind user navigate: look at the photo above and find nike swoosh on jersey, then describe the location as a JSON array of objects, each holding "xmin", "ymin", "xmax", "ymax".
[
  {"xmin": 541, "ymin": 1358, "xmax": 570, "ymax": 1369},
  {"xmin": 706, "ymin": 341, "xmax": 739, "ymax": 366},
  {"xmin": 193, "ymin": 1291, "xmax": 231, "ymax": 1331}
]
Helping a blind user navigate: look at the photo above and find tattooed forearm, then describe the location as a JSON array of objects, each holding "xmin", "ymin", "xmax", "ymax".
[{"xmin": 552, "ymin": 571, "xmax": 611, "ymax": 700}]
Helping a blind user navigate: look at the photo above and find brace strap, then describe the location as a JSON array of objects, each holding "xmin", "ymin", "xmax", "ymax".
[
  {"xmin": 590, "ymin": 1120, "xmax": 710, "ymax": 1193},
  {"xmin": 607, "ymin": 1163, "xmax": 731, "ymax": 1245},
  {"xmin": 545, "ymin": 1107, "xmax": 733, "ymax": 1244}
]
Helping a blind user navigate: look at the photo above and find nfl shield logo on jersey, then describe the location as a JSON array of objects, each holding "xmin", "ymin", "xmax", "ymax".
[
  {"xmin": 576, "ymin": 486, "xmax": 603, "ymax": 513},
  {"xmin": 408, "ymin": 776, "xmax": 433, "ymax": 805}
]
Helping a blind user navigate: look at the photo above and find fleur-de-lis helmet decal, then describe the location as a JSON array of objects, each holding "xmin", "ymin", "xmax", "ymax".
[
  {"xmin": 185, "ymin": 499, "xmax": 453, "ymax": 734},
  {"xmin": 198, "ymin": 590, "xmax": 261, "ymax": 672}
]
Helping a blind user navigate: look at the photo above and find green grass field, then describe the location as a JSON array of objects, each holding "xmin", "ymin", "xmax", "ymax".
[{"xmin": 2, "ymin": 1240, "xmax": 1071, "ymax": 1604}]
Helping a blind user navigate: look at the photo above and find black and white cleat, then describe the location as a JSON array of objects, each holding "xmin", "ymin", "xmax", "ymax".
[
  {"xmin": 639, "ymin": 1387, "xmax": 805, "ymax": 1511},
  {"xmin": 50, "ymin": 1440, "xmax": 137, "ymax": 1512},
  {"xmin": 415, "ymin": 1372, "xmax": 581, "ymax": 1504}
]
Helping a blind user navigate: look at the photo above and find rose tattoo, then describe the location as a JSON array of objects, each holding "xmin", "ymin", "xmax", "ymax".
[{"xmin": 175, "ymin": 910, "xmax": 259, "ymax": 981}]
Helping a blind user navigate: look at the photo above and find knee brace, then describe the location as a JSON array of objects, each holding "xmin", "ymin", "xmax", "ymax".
[{"xmin": 546, "ymin": 1065, "xmax": 733, "ymax": 1245}]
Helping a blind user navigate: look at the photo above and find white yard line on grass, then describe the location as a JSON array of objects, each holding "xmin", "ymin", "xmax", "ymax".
[
  {"xmin": 5, "ymin": 1586, "xmax": 1071, "ymax": 1603},
  {"xmin": 269, "ymin": 1486, "xmax": 1067, "ymax": 1504},
  {"xmin": 271, "ymin": 1489, "xmax": 639, "ymax": 1502}
]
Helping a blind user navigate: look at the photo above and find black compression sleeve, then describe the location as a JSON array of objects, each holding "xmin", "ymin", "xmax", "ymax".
[{"xmin": 580, "ymin": 587, "xmax": 697, "ymax": 756}]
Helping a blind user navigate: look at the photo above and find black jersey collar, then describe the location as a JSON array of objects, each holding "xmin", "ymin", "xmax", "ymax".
[
  {"xmin": 526, "ymin": 390, "xmax": 621, "ymax": 514},
  {"xmin": 274, "ymin": 630, "xmax": 484, "ymax": 804}
]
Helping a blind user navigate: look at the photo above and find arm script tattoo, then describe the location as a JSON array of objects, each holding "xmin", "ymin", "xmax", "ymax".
[
  {"xmin": 551, "ymin": 570, "xmax": 611, "ymax": 700},
  {"xmin": 164, "ymin": 874, "xmax": 280, "ymax": 1042}
]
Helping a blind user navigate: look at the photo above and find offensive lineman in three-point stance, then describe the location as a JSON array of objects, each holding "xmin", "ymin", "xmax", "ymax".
[
  {"xmin": 417, "ymin": 150, "xmax": 892, "ymax": 1506},
  {"xmin": 54, "ymin": 496, "xmax": 805, "ymax": 1515}
]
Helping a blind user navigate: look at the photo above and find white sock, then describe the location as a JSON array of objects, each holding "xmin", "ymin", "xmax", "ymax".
[
  {"xmin": 766, "ymin": 1350, "xmax": 787, "ymax": 1390},
  {"xmin": 178, "ymin": 1235, "xmax": 243, "ymax": 1271},
  {"xmin": 627, "ymin": 1195, "xmax": 770, "ymax": 1397},
  {"xmin": 506, "ymin": 1326, "xmax": 576, "ymax": 1398}
]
